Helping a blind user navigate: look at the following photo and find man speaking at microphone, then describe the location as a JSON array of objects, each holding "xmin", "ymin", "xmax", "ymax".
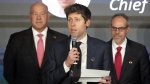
[{"xmin": 46, "ymin": 4, "xmax": 111, "ymax": 84}]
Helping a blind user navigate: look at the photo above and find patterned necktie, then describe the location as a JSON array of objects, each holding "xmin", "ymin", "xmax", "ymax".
[
  {"xmin": 114, "ymin": 46, "xmax": 122, "ymax": 80},
  {"xmin": 71, "ymin": 42, "xmax": 82, "ymax": 83},
  {"xmin": 37, "ymin": 34, "xmax": 44, "ymax": 68}
]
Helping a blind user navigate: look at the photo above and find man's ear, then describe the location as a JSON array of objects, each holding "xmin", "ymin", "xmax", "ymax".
[
  {"xmin": 48, "ymin": 12, "xmax": 50, "ymax": 19},
  {"xmin": 127, "ymin": 26, "xmax": 130, "ymax": 33},
  {"xmin": 86, "ymin": 19, "xmax": 91, "ymax": 27}
]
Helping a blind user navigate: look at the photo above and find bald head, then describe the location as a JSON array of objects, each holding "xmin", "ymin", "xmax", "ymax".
[
  {"xmin": 30, "ymin": 2, "xmax": 49, "ymax": 14},
  {"xmin": 29, "ymin": 2, "xmax": 50, "ymax": 32}
]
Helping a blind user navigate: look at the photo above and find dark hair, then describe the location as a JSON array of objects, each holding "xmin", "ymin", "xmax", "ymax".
[
  {"xmin": 64, "ymin": 3, "xmax": 91, "ymax": 23},
  {"xmin": 111, "ymin": 13, "xmax": 130, "ymax": 27}
]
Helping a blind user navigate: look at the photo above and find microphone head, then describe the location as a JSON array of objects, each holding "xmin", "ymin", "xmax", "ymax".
[
  {"xmin": 71, "ymin": 36, "xmax": 77, "ymax": 41},
  {"xmin": 71, "ymin": 36, "xmax": 77, "ymax": 48}
]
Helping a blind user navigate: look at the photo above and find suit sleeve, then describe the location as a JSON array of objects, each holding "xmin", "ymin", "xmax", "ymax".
[
  {"xmin": 3, "ymin": 34, "xmax": 17, "ymax": 84},
  {"xmin": 140, "ymin": 46, "xmax": 150, "ymax": 84},
  {"xmin": 46, "ymin": 45, "xmax": 69, "ymax": 84}
]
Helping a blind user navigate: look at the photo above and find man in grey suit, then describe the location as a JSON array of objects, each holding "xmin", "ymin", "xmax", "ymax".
[
  {"xmin": 3, "ymin": 2, "xmax": 67, "ymax": 84},
  {"xmin": 46, "ymin": 3, "xmax": 111, "ymax": 84},
  {"xmin": 108, "ymin": 13, "xmax": 150, "ymax": 84}
]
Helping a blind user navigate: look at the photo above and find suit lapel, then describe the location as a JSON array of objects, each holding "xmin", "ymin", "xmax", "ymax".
[
  {"xmin": 108, "ymin": 40, "xmax": 118, "ymax": 83},
  {"xmin": 41, "ymin": 28, "xmax": 57, "ymax": 68},
  {"xmin": 86, "ymin": 36, "xmax": 96, "ymax": 69},
  {"xmin": 120, "ymin": 39, "xmax": 132, "ymax": 80},
  {"xmin": 25, "ymin": 28, "xmax": 39, "ymax": 68}
]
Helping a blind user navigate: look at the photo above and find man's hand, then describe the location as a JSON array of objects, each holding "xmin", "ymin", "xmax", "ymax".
[
  {"xmin": 98, "ymin": 76, "xmax": 111, "ymax": 84},
  {"xmin": 65, "ymin": 48, "xmax": 80, "ymax": 67}
]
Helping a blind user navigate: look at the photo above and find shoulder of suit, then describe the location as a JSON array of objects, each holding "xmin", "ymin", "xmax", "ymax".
[
  {"xmin": 10, "ymin": 28, "xmax": 30, "ymax": 38},
  {"xmin": 48, "ymin": 28, "xmax": 68, "ymax": 37},
  {"xmin": 52, "ymin": 37, "xmax": 69, "ymax": 47},
  {"xmin": 127, "ymin": 39, "xmax": 146, "ymax": 48},
  {"xmin": 89, "ymin": 36, "xmax": 108, "ymax": 45}
]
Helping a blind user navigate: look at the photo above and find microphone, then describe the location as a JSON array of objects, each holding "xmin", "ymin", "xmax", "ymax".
[
  {"xmin": 71, "ymin": 36, "xmax": 77, "ymax": 48},
  {"xmin": 71, "ymin": 36, "xmax": 78, "ymax": 64}
]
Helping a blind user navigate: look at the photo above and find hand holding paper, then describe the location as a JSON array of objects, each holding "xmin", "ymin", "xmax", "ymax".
[
  {"xmin": 78, "ymin": 69, "xmax": 110, "ymax": 82},
  {"xmin": 99, "ymin": 76, "xmax": 111, "ymax": 84}
]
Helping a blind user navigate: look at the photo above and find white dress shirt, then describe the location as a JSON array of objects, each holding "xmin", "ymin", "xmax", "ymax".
[
  {"xmin": 32, "ymin": 27, "xmax": 48, "ymax": 50},
  {"xmin": 112, "ymin": 38, "xmax": 127, "ymax": 63},
  {"xmin": 63, "ymin": 34, "xmax": 88, "ymax": 84}
]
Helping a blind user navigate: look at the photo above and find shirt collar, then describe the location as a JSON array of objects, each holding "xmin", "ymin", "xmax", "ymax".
[
  {"xmin": 112, "ymin": 38, "xmax": 127, "ymax": 50},
  {"xmin": 70, "ymin": 34, "xmax": 87, "ymax": 45},
  {"xmin": 32, "ymin": 27, "xmax": 48, "ymax": 37},
  {"xmin": 78, "ymin": 34, "xmax": 87, "ymax": 44}
]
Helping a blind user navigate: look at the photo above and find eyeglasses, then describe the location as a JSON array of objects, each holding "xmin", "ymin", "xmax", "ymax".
[{"xmin": 111, "ymin": 26, "xmax": 128, "ymax": 32}]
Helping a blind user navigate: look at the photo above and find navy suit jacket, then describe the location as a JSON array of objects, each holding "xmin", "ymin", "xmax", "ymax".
[
  {"xmin": 108, "ymin": 39, "xmax": 150, "ymax": 84},
  {"xmin": 3, "ymin": 27, "xmax": 67, "ymax": 84},
  {"xmin": 46, "ymin": 35, "xmax": 111, "ymax": 84}
]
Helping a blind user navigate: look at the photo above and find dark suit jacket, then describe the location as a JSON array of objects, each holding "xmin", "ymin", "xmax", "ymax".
[
  {"xmin": 46, "ymin": 35, "xmax": 111, "ymax": 84},
  {"xmin": 108, "ymin": 39, "xmax": 150, "ymax": 84},
  {"xmin": 3, "ymin": 27, "xmax": 67, "ymax": 84}
]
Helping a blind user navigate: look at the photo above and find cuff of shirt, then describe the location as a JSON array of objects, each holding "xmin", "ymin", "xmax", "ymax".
[{"xmin": 63, "ymin": 61, "xmax": 70, "ymax": 73}]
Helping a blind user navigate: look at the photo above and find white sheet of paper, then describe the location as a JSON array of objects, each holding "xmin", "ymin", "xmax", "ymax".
[{"xmin": 78, "ymin": 69, "xmax": 110, "ymax": 82}]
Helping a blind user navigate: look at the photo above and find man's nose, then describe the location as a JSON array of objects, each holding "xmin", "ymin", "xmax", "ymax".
[
  {"xmin": 37, "ymin": 14, "xmax": 41, "ymax": 20},
  {"xmin": 115, "ymin": 29, "xmax": 120, "ymax": 34},
  {"xmin": 71, "ymin": 21, "xmax": 75, "ymax": 26}
]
